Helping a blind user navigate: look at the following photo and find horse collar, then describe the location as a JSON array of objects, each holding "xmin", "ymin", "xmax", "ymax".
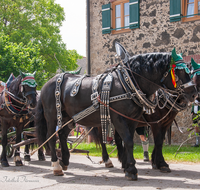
[
  {"xmin": 4, "ymin": 90, "xmax": 28, "ymax": 115},
  {"xmin": 118, "ymin": 67, "xmax": 157, "ymax": 111}
]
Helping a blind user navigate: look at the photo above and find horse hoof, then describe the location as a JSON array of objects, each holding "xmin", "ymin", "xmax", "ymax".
[
  {"xmin": 38, "ymin": 154, "xmax": 46, "ymax": 161},
  {"xmin": 160, "ymin": 166, "xmax": 171, "ymax": 173},
  {"xmin": 105, "ymin": 162, "xmax": 114, "ymax": 168},
  {"xmin": 24, "ymin": 155, "xmax": 31, "ymax": 161},
  {"xmin": 125, "ymin": 172, "xmax": 138, "ymax": 181},
  {"xmin": 15, "ymin": 160, "xmax": 23, "ymax": 166},
  {"xmin": 104, "ymin": 158, "xmax": 114, "ymax": 168},
  {"xmin": 1, "ymin": 161, "xmax": 9, "ymax": 167},
  {"xmin": 59, "ymin": 160, "xmax": 68, "ymax": 171},
  {"xmin": 53, "ymin": 170, "xmax": 64, "ymax": 176}
]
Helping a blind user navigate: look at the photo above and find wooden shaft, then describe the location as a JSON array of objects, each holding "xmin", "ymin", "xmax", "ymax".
[
  {"xmin": 30, "ymin": 118, "xmax": 73, "ymax": 156},
  {"xmin": 13, "ymin": 138, "xmax": 37, "ymax": 149},
  {"xmin": 69, "ymin": 127, "xmax": 94, "ymax": 152}
]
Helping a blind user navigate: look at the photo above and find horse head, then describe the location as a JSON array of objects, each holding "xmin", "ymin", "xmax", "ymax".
[
  {"xmin": 19, "ymin": 71, "xmax": 37, "ymax": 108},
  {"xmin": 160, "ymin": 48, "xmax": 197, "ymax": 104},
  {"xmin": 191, "ymin": 58, "xmax": 200, "ymax": 102}
]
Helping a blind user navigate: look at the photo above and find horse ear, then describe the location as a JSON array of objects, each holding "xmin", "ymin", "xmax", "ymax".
[
  {"xmin": 191, "ymin": 58, "xmax": 199, "ymax": 70},
  {"xmin": 19, "ymin": 70, "xmax": 25, "ymax": 78},
  {"xmin": 33, "ymin": 71, "xmax": 36, "ymax": 77},
  {"xmin": 171, "ymin": 48, "xmax": 178, "ymax": 62}
]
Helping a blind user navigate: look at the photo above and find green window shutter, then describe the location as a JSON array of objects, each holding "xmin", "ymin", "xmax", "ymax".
[
  {"xmin": 170, "ymin": 0, "xmax": 181, "ymax": 22},
  {"xmin": 129, "ymin": 0, "xmax": 140, "ymax": 29},
  {"xmin": 102, "ymin": 4, "xmax": 111, "ymax": 34}
]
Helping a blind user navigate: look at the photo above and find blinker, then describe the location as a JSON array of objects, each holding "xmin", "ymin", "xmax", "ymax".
[{"xmin": 21, "ymin": 85, "xmax": 23, "ymax": 93}]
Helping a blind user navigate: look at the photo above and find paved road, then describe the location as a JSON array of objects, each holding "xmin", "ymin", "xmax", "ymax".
[{"xmin": 0, "ymin": 150, "xmax": 200, "ymax": 190}]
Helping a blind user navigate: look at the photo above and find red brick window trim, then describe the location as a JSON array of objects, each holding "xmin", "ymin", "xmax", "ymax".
[{"xmin": 183, "ymin": 55, "xmax": 200, "ymax": 63}]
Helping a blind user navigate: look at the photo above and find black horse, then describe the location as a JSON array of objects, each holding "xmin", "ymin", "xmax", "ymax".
[
  {"xmin": 116, "ymin": 57, "xmax": 200, "ymax": 173},
  {"xmin": 0, "ymin": 72, "xmax": 37, "ymax": 167},
  {"xmin": 93, "ymin": 57, "xmax": 200, "ymax": 174},
  {"xmin": 35, "ymin": 44, "xmax": 197, "ymax": 180}
]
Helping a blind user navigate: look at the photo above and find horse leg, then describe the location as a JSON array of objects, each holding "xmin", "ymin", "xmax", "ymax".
[
  {"xmin": 1, "ymin": 120, "xmax": 9, "ymax": 167},
  {"xmin": 24, "ymin": 144, "xmax": 31, "ymax": 161},
  {"xmin": 101, "ymin": 141, "xmax": 114, "ymax": 168},
  {"xmin": 24, "ymin": 134, "xmax": 33, "ymax": 161},
  {"xmin": 38, "ymin": 147, "xmax": 46, "ymax": 161},
  {"xmin": 58, "ymin": 126, "xmax": 71, "ymax": 171},
  {"xmin": 114, "ymin": 130, "xmax": 125, "ymax": 168},
  {"xmin": 14, "ymin": 124, "xmax": 23, "ymax": 166},
  {"xmin": 44, "ymin": 143, "xmax": 51, "ymax": 156},
  {"xmin": 97, "ymin": 127, "xmax": 113, "ymax": 168},
  {"xmin": 114, "ymin": 119, "xmax": 138, "ymax": 181},
  {"xmin": 151, "ymin": 125, "xmax": 171, "ymax": 173},
  {"xmin": 47, "ymin": 121, "xmax": 63, "ymax": 176}
]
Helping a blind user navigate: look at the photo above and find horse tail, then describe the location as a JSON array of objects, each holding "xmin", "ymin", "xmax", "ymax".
[
  {"xmin": 35, "ymin": 97, "xmax": 47, "ymax": 146},
  {"xmin": 85, "ymin": 127, "xmax": 101, "ymax": 147}
]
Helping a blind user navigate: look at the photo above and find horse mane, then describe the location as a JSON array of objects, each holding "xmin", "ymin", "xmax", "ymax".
[
  {"xmin": 9, "ymin": 75, "xmax": 22, "ymax": 96},
  {"xmin": 128, "ymin": 52, "xmax": 171, "ymax": 75}
]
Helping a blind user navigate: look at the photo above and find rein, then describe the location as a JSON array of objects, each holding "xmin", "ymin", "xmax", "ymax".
[
  {"xmin": 3, "ymin": 89, "xmax": 29, "ymax": 115},
  {"xmin": 125, "ymin": 66, "xmax": 193, "ymax": 96},
  {"xmin": 5, "ymin": 90, "xmax": 26, "ymax": 105}
]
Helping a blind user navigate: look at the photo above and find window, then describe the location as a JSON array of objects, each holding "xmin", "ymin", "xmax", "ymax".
[
  {"xmin": 182, "ymin": 0, "xmax": 200, "ymax": 22},
  {"xmin": 102, "ymin": 0, "xmax": 140, "ymax": 34},
  {"xmin": 170, "ymin": 0, "xmax": 200, "ymax": 22},
  {"xmin": 112, "ymin": 0, "xmax": 130, "ymax": 34}
]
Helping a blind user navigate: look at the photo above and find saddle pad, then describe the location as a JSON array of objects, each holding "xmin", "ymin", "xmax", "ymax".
[{"xmin": 70, "ymin": 75, "xmax": 87, "ymax": 97}]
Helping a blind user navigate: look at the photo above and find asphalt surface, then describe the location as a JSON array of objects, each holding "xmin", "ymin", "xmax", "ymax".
[{"xmin": 0, "ymin": 147, "xmax": 200, "ymax": 190}]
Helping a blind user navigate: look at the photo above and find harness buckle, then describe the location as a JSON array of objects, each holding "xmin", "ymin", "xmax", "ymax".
[
  {"xmin": 91, "ymin": 92, "xmax": 98, "ymax": 101},
  {"xmin": 160, "ymin": 72, "xmax": 168, "ymax": 83}
]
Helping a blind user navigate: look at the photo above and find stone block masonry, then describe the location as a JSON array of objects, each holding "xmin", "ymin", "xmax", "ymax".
[{"xmin": 88, "ymin": 0, "xmax": 200, "ymax": 144}]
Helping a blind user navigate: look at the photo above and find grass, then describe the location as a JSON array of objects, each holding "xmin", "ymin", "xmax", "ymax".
[{"xmin": 69, "ymin": 142, "xmax": 200, "ymax": 163}]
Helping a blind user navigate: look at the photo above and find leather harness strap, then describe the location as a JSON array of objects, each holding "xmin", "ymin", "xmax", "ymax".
[
  {"xmin": 55, "ymin": 73, "xmax": 65, "ymax": 129},
  {"xmin": 100, "ymin": 73, "xmax": 114, "ymax": 143}
]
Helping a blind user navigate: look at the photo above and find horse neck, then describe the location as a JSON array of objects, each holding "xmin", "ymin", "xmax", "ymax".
[
  {"xmin": 128, "ymin": 53, "xmax": 171, "ymax": 97},
  {"xmin": 8, "ymin": 76, "xmax": 24, "ymax": 106},
  {"xmin": 129, "ymin": 66, "xmax": 169, "ymax": 97}
]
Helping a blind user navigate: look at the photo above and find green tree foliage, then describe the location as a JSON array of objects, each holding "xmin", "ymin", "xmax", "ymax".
[
  {"xmin": 0, "ymin": 33, "xmax": 46, "ymax": 89},
  {"xmin": 0, "ymin": 0, "xmax": 81, "ymax": 79}
]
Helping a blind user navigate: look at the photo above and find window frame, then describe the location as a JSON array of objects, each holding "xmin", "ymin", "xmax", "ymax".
[
  {"xmin": 111, "ymin": 0, "xmax": 131, "ymax": 34},
  {"xmin": 182, "ymin": 0, "xmax": 200, "ymax": 22}
]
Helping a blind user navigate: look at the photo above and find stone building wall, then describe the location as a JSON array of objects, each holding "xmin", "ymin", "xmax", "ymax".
[{"xmin": 88, "ymin": 0, "xmax": 200, "ymax": 144}]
